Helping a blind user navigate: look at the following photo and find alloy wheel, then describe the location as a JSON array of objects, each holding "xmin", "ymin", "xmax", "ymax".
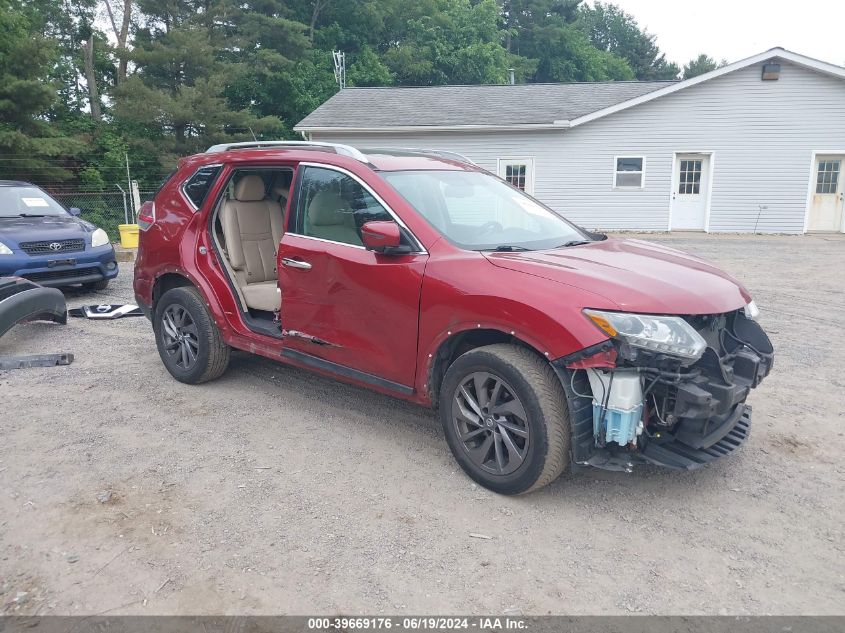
[
  {"xmin": 452, "ymin": 371, "xmax": 530, "ymax": 475},
  {"xmin": 160, "ymin": 304, "xmax": 200, "ymax": 370}
]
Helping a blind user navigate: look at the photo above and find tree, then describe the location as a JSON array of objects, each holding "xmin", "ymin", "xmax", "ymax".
[
  {"xmin": 113, "ymin": 0, "xmax": 283, "ymax": 158},
  {"xmin": 497, "ymin": 0, "xmax": 633, "ymax": 83},
  {"xmin": 579, "ymin": 2, "xmax": 679, "ymax": 80},
  {"xmin": 0, "ymin": 0, "xmax": 87, "ymax": 182},
  {"xmin": 682, "ymin": 54, "xmax": 725, "ymax": 79},
  {"xmin": 1, "ymin": 0, "xmax": 700, "ymax": 191},
  {"xmin": 372, "ymin": 0, "xmax": 513, "ymax": 85},
  {"xmin": 530, "ymin": 22, "xmax": 634, "ymax": 82},
  {"xmin": 81, "ymin": 34, "xmax": 103, "ymax": 121},
  {"xmin": 500, "ymin": 0, "xmax": 581, "ymax": 54},
  {"xmin": 103, "ymin": 0, "xmax": 134, "ymax": 84},
  {"xmin": 347, "ymin": 47, "xmax": 394, "ymax": 87}
]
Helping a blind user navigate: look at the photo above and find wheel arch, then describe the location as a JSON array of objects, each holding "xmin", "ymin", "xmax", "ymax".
[
  {"xmin": 425, "ymin": 326, "xmax": 549, "ymax": 405},
  {"xmin": 152, "ymin": 272, "xmax": 195, "ymax": 308}
]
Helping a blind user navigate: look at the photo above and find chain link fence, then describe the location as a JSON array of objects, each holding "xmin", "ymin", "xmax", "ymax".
[{"xmin": 49, "ymin": 190, "xmax": 155, "ymax": 240}]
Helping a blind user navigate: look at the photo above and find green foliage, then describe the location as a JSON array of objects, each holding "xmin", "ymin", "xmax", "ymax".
[
  {"xmin": 530, "ymin": 22, "xmax": 634, "ymax": 82},
  {"xmin": 348, "ymin": 47, "xmax": 395, "ymax": 87},
  {"xmin": 379, "ymin": 0, "xmax": 512, "ymax": 85},
  {"xmin": 682, "ymin": 54, "xmax": 725, "ymax": 79},
  {"xmin": 0, "ymin": 0, "xmax": 719, "ymax": 192},
  {"xmin": 579, "ymin": 2, "xmax": 679, "ymax": 80},
  {"xmin": 78, "ymin": 166, "xmax": 106, "ymax": 192},
  {"xmin": 500, "ymin": 0, "xmax": 634, "ymax": 82}
]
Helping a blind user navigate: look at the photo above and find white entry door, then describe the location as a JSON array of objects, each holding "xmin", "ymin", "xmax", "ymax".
[
  {"xmin": 808, "ymin": 156, "xmax": 844, "ymax": 232},
  {"xmin": 670, "ymin": 154, "xmax": 710, "ymax": 230},
  {"xmin": 497, "ymin": 157, "xmax": 535, "ymax": 195}
]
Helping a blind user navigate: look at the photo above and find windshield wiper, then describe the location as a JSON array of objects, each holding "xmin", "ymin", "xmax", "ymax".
[
  {"xmin": 13, "ymin": 213, "xmax": 47, "ymax": 218},
  {"xmin": 485, "ymin": 245, "xmax": 531, "ymax": 252},
  {"xmin": 557, "ymin": 240, "xmax": 592, "ymax": 248}
]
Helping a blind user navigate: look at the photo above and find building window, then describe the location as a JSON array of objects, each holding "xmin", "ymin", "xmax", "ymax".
[
  {"xmin": 678, "ymin": 159, "xmax": 703, "ymax": 194},
  {"xmin": 497, "ymin": 158, "xmax": 534, "ymax": 195},
  {"xmin": 816, "ymin": 160, "xmax": 841, "ymax": 194},
  {"xmin": 614, "ymin": 156, "xmax": 645, "ymax": 188},
  {"xmin": 506, "ymin": 164, "xmax": 526, "ymax": 190}
]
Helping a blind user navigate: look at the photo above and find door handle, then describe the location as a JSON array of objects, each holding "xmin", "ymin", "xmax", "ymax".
[{"xmin": 281, "ymin": 257, "xmax": 312, "ymax": 270}]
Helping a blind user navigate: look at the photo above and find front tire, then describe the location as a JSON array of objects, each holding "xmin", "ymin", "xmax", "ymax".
[
  {"xmin": 439, "ymin": 344, "xmax": 570, "ymax": 495},
  {"xmin": 153, "ymin": 286, "xmax": 230, "ymax": 384}
]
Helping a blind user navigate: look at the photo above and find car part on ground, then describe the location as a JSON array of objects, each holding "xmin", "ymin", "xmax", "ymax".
[
  {"xmin": 0, "ymin": 276, "xmax": 74, "ymax": 371},
  {"xmin": 0, "ymin": 276, "xmax": 67, "ymax": 340},
  {"xmin": 0, "ymin": 353, "xmax": 73, "ymax": 370},
  {"xmin": 68, "ymin": 304, "xmax": 144, "ymax": 319}
]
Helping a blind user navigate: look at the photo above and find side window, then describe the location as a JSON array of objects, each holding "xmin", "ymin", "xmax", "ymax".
[
  {"xmin": 294, "ymin": 166, "xmax": 392, "ymax": 246},
  {"xmin": 183, "ymin": 165, "xmax": 222, "ymax": 208}
]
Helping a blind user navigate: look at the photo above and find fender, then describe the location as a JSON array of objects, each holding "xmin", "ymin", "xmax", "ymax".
[{"xmin": 414, "ymin": 255, "xmax": 613, "ymax": 404}]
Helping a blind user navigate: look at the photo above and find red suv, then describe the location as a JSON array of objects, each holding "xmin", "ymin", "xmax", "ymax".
[{"xmin": 134, "ymin": 142, "xmax": 773, "ymax": 494}]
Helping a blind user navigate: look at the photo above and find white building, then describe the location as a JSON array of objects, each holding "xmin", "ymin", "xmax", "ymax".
[{"xmin": 295, "ymin": 48, "xmax": 845, "ymax": 234}]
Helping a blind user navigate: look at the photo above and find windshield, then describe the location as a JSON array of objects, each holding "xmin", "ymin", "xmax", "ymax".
[
  {"xmin": 0, "ymin": 186, "xmax": 69, "ymax": 217},
  {"xmin": 381, "ymin": 170, "xmax": 588, "ymax": 251}
]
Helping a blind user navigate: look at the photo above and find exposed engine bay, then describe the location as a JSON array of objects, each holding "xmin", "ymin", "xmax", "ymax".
[{"xmin": 555, "ymin": 306, "xmax": 774, "ymax": 471}]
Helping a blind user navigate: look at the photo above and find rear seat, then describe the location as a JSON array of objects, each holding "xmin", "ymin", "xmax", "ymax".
[{"xmin": 220, "ymin": 175, "xmax": 282, "ymax": 312}]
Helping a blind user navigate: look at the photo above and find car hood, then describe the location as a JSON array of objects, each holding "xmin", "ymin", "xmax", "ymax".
[
  {"xmin": 0, "ymin": 214, "xmax": 94, "ymax": 246},
  {"xmin": 483, "ymin": 238, "xmax": 751, "ymax": 314}
]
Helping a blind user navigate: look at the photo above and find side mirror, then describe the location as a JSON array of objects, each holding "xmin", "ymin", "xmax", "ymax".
[
  {"xmin": 69, "ymin": 207, "xmax": 82, "ymax": 217},
  {"xmin": 361, "ymin": 221, "xmax": 411, "ymax": 255}
]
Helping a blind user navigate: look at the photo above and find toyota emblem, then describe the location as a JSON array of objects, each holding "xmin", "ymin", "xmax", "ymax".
[{"xmin": 49, "ymin": 242, "xmax": 63, "ymax": 251}]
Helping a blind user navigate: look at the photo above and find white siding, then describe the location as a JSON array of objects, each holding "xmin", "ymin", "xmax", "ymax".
[{"xmin": 312, "ymin": 59, "xmax": 845, "ymax": 233}]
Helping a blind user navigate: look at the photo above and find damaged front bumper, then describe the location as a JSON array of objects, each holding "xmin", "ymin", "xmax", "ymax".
[
  {"xmin": 0, "ymin": 276, "xmax": 67, "ymax": 340},
  {"xmin": 553, "ymin": 309, "xmax": 773, "ymax": 472}
]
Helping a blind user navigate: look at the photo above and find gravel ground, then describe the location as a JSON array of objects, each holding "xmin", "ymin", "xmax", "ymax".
[{"xmin": 0, "ymin": 233, "xmax": 843, "ymax": 616}]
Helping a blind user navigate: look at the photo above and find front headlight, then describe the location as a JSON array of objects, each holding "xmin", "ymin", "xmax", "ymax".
[
  {"xmin": 583, "ymin": 309, "xmax": 707, "ymax": 361},
  {"xmin": 0, "ymin": 241, "xmax": 12, "ymax": 255},
  {"xmin": 91, "ymin": 228, "xmax": 110, "ymax": 248}
]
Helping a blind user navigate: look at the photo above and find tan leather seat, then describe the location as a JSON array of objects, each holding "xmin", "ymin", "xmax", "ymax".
[
  {"xmin": 306, "ymin": 190, "xmax": 361, "ymax": 245},
  {"xmin": 220, "ymin": 175, "xmax": 282, "ymax": 312}
]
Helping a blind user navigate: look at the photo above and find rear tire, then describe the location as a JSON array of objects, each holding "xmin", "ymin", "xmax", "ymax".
[
  {"xmin": 439, "ymin": 344, "xmax": 570, "ymax": 495},
  {"xmin": 83, "ymin": 279, "xmax": 110, "ymax": 291},
  {"xmin": 153, "ymin": 286, "xmax": 230, "ymax": 384}
]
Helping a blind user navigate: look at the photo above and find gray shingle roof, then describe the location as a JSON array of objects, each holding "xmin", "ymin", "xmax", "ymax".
[{"xmin": 295, "ymin": 81, "xmax": 675, "ymax": 130}]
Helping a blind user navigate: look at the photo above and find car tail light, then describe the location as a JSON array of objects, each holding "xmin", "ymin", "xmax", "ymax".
[{"xmin": 138, "ymin": 201, "xmax": 155, "ymax": 231}]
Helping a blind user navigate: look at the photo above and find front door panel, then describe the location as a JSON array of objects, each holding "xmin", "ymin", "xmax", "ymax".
[
  {"xmin": 670, "ymin": 154, "xmax": 710, "ymax": 230},
  {"xmin": 809, "ymin": 156, "xmax": 844, "ymax": 232},
  {"xmin": 278, "ymin": 234, "xmax": 426, "ymax": 388}
]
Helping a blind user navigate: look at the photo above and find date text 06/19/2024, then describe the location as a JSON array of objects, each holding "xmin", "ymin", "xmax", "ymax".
[{"xmin": 307, "ymin": 616, "xmax": 528, "ymax": 630}]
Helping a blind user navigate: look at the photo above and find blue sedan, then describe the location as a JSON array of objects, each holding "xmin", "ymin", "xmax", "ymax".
[{"xmin": 0, "ymin": 180, "xmax": 119, "ymax": 289}]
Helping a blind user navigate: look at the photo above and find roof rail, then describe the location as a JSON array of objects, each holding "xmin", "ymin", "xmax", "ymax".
[
  {"xmin": 366, "ymin": 147, "xmax": 477, "ymax": 166},
  {"xmin": 409, "ymin": 148, "xmax": 477, "ymax": 166},
  {"xmin": 204, "ymin": 141, "xmax": 370, "ymax": 164}
]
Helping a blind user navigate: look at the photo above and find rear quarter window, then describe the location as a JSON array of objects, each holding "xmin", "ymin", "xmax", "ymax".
[{"xmin": 182, "ymin": 165, "xmax": 222, "ymax": 209}]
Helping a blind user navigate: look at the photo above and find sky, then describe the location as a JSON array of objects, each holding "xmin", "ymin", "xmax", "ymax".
[{"xmin": 604, "ymin": 0, "xmax": 845, "ymax": 68}]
